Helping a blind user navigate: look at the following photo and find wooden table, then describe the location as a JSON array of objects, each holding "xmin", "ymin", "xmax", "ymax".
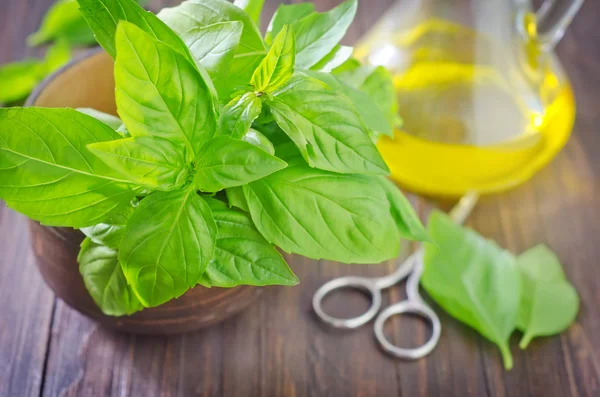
[{"xmin": 1, "ymin": 1, "xmax": 599, "ymax": 396}]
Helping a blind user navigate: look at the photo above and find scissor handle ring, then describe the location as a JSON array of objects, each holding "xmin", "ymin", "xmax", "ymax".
[
  {"xmin": 374, "ymin": 300, "xmax": 441, "ymax": 360},
  {"xmin": 312, "ymin": 276, "xmax": 382, "ymax": 329}
]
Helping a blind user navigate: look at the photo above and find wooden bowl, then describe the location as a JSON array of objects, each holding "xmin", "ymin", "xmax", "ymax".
[{"xmin": 25, "ymin": 49, "xmax": 262, "ymax": 335}]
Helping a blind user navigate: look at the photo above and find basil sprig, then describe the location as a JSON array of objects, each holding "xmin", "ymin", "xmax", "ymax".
[{"xmin": 0, "ymin": 0, "xmax": 423, "ymax": 315}]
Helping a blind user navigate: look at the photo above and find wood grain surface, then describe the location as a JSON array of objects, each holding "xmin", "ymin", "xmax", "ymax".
[{"xmin": 1, "ymin": 1, "xmax": 599, "ymax": 396}]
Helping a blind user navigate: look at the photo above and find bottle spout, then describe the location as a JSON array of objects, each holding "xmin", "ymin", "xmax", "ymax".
[{"xmin": 536, "ymin": 0, "xmax": 584, "ymax": 50}]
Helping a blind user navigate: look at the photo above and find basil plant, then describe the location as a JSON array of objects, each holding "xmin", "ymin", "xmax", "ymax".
[{"xmin": 0, "ymin": 0, "xmax": 428, "ymax": 316}]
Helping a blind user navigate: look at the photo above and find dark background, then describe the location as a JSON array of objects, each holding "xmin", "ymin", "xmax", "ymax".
[{"xmin": 1, "ymin": 1, "xmax": 600, "ymax": 396}]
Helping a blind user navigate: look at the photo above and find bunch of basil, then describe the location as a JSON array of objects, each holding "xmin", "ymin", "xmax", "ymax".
[{"xmin": 0, "ymin": 0, "xmax": 428, "ymax": 316}]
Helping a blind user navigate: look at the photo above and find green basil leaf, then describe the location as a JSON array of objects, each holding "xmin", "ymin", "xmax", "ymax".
[
  {"xmin": 516, "ymin": 245, "xmax": 579, "ymax": 348},
  {"xmin": 119, "ymin": 189, "xmax": 217, "ymax": 307},
  {"xmin": 158, "ymin": 0, "xmax": 267, "ymax": 94},
  {"xmin": 311, "ymin": 45, "xmax": 353, "ymax": 72},
  {"xmin": 300, "ymin": 69, "xmax": 393, "ymax": 137},
  {"xmin": 0, "ymin": 41, "xmax": 71, "ymax": 104},
  {"xmin": 233, "ymin": 0, "xmax": 265, "ymax": 26},
  {"xmin": 422, "ymin": 211, "xmax": 521, "ymax": 370},
  {"xmin": 268, "ymin": 75, "xmax": 389, "ymax": 175},
  {"xmin": 374, "ymin": 177, "xmax": 429, "ymax": 241},
  {"xmin": 77, "ymin": 0, "xmax": 189, "ymax": 60},
  {"xmin": 251, "ymin": 25, "xmax": 295, "ymax": 93},
  {"xmin": 225, "ymin": 186, "xmax": 249, "ymax": 212},
  {"xmin": 200, "ymin": 198, "xmax": 298, "ymax": 287},
  {"xmin": 0, "ymin": 108, "xmax": 139, "ymax": 228},
  {"xmin": 179, "ymin": 21, "xmax": 243, "ymax": 98},
  {"xmin": 88, "ymin": 137, "xmax": 189, "ymax": 191},
  {"xmin": 219, "ymin": 93, "xmax": 262, "ymax": 139},
  {"xmin": 78, "ymin": 237, "xmax": 143, "ymax": 316},
  {"xmin": 291, "ymin": 0, "xmax": 357, "ymax": 68},
  {"xmin": 243, "ymin": 152, "xmax": 400, "ymax": 264},
  {"xmin": 265, "ymin": 3, "xmax": 315, "ymax": 44},
  {"xmin": 336, "ymin": 65, "xmax": 399, "ymax": 128},
  {"xmin": 195, "ymin": 135, "xmax": 287, "ymax": 192},
  {"xmin": 80, "ymin": 215, "xmax": 129, "ymax": 249},
  {"xmin": 76, "ymin": 108, "xmax": 122, "ymax": 130},
  {"xmin": 28, "ymin": 0, "xmax": 96, "ymax": 46},
  {"xmin": 114, "ymin": 22, "xmax": 218, "ymax": 160},
  {"xmin": 243, "ymin": 128, "xmax": 275, "ymax": 155}
]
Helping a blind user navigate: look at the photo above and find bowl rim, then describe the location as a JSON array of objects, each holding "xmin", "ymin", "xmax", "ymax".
[{"xmin": 26, "ymin": 47, "xmax": 105, "ymax": 108}]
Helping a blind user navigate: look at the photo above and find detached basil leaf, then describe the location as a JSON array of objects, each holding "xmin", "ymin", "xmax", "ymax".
[
  {"xmin": 79, "ymin": 238, "xmax": 143, "ymax": 316},
  {"xmin": 311, "ymin": 45, "xmax": 353, "ymax": 72},
  {"xmin": 251, "ymin": 25, "xmax": 295, "ymax": 93},
  {"xmin": 292, "ymin": 0, "xmax": 357, "ymax": 68},
  {"xmin": 119, "ymin": 189, "xmax": 217, "ymax": 307},
  {"xmin": 266, "ymin": 3, "xmax": 315, "ymax": 44},
  {"xmin": 233, "ymin": 0, "xmax": 265, "ymax": 26},
  {"xmin": 114, "ymin": 22, "xmax": 218, "ymax": 160},
  {"xmin": 243, "ymin": 151, "xmax": 400, "ymax": 264},
  {"xmin": 77, "ymin": 0, "xmax": 190, "ymax": 61},
  {"xmin": 422, "ymin": 211, "xmax": 521, "ymax": 370},
  {"xmin": 88, "ymin": 137, "xmax": 189, "ymax": 191},
  {"xmin": 0, "ymin": 108, "xmax": 139, "ymax": 228},
  {"xmin": 28, "ymin": 0, "xmax": 96, "ymax": 46},
  {"xmin": 374, "ymin": 177, "xmax": 429, "ymax": 241},
  {"xmin": 76, "ymin": 108, "xmax": 122, "ymax": 130},
  {"xmin": 158, "ymin": 0, "xmax": 267, "ymax": 93},
  {"xmin": 200, "ymin": 198, "xmax": 298, "ymax": 287},
  {"xmin": 268, "ymin": 75, "xmax": 389, "ymax": 175},
  {"xmin": 0, "ymin": 41, "xmax": 71, "ymax": 104},
  {"xmin": 516, "ymin": 245, "xmax": 579, "ymax": 348},
  {"xmin": 243, "ymin": 128, "xmax": 275, "ymax": 155},
  {"xmin": 219, "ymin": 93, "xmax": 262, "ymax": 139},
  {"xmin": 180, "ymin": 21, "xmax": 243, "ymax": 98},
  {"xmin": 195, "ymin": 136, "xmax": 287, "ymax": 193},
  {"xmin": 225, "ymin": 187, "xmax": 249, "ymax": 212},
  {"xmin": 301, "ymin": 69, "xmax": 393, "ymax": 137}
]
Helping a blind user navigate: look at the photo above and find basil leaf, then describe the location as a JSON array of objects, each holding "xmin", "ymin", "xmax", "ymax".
[
  {"xmin": 158, "ymin": 0, "xmax": 267, "ymax": 93},
  {"xmin": 78, "ymin": 237, "xmax": 143, "ymax": 316},
  {"xmin": 336, "ymin": 65, "xmax": 399, "ymax": 128},
  {"xmin": 0, "ymin": 108, "xmax": 139, "ymax": 228},
  {"xmin": 77, "ymin": 0, "xmax": 189, "ymax": 61},
  {"xmin": 243, "ymin": 151, "xmax": 400, "ymax": 264},
  {"xmin": 28, "ymin": 0, "xmax": 96, "ymax": 46},
  {"xmin": 291, "ymin": 0, "xmax": 357, "ymax": 68},
  {"xmin": 119, "ymin": 189, "xmax": 217, "ymax": 307},
  {"xmin": 0, "ymin": 41, "xmax": 71, "ymax": 104},
  {"xmin": 311, "ymin": 45, "xmax": 353, "ymax": 72},
  {"xmin": 422, "ymin": 211, "xmax": 521, "ymax": 370},
  {"xmin": 516, "ymin": 245, "xmax": 579, "ymax": 348},
  {"xmin": 219, "ymin": 93, "xmax": 262, "ymax": 139},
  {"xmin": 233, "ymin": 0, "xmax": 265, "ymax": 26},
  {"xmin": 81, "ymin": 223, "xmax": 125, "ymax": 249},
  {"xmin": 76, "ymin": 108, "xmax": 122, "ymax": 130},
  {"xmin": 200, "ymin": 198, "xmax": 298, "ymax": 287},
  {"xmin": 88, "ymin": 137, "xmax": 189, "ymax": 191},
  {"xmin": 268, "ymin": 75, "xmax": 389, "ymax": 175},
  {"xmin": 195, "ymin": 136, "xmax": 287, "ymax": 192},
  {"xmin": 225, "ymin": 187, "xmax": 249, "ymax": 212},
  {"xmin": 300, "ymin": 69, "xmax": 393, "ymax": 137},
  {"xmin": 114, "ymin": 22, "xmax": 218, "ymax": 160},
  {"xmin": 243, "ymin": 128, "xmax": 275, "ymax": 155},
  {"xmin": 179, "ymin": 21, "xmax": 243, "ymax": 98},
  {"xmin": 374, "ymin": 177, "xmax": 429, "ymax": 241},
  {"xmin": 251, "ymin": 25, "xmax": 295, "ymax": 93},
  {"xmin": 265, "ymin": 3, "xmax": 315, "ymax": 44}
]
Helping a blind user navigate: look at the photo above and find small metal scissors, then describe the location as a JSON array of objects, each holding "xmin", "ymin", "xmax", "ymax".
[{"xmin": 313, "ymin": 192, "xmax": 480, "ymax": 359}]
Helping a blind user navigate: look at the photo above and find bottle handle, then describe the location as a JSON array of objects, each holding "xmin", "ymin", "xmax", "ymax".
[{"xmin": 536, "ymin": 0, "xmax": 584, "ymax": 49}]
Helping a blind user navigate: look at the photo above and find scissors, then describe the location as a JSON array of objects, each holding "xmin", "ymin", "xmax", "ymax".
[{"xmin": 312, "ymin": 192, "xmax": 480, "ymax": 360}]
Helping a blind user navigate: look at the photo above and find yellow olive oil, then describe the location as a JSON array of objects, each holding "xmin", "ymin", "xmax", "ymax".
[{"xmin": 356, "ymin": 18, "xmax": 576, "ymax": 196}]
